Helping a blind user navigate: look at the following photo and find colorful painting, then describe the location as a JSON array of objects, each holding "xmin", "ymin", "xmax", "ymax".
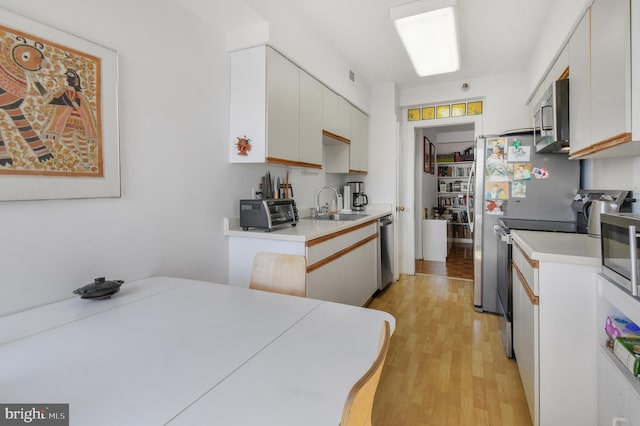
[
  {"xmin": 485, "ymin": 199, "xmax": 506, "ymax": 215},
  {"xmin": 485, "ymin": 182, "xmax": 509, "ymax": 200},
  {"xmin": 513, "ymin": 163, "xmax": 532, "ymax": 180},
  {"xmin": 486, "ymin": 138, "xmax": 506, "ymax": 163},
  {"xmin": 512, "ymin": 180, "xmax": 527, "ymax": 198},
  {"xmin": 0, "ymin": 8, "xmax": 119, "ymax": 200},
  {"xmin": 486, "ymin": 162, "xmax": 513, "ymax": 182}
]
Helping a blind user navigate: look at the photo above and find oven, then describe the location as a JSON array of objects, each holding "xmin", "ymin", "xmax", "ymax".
[
  {"xmin": 494, "ymin": 218, "xmax": 586, "ymax": 358},
  {"xmin": 494, "ymin": 223, "xmax": 513, "ymax": 358}
]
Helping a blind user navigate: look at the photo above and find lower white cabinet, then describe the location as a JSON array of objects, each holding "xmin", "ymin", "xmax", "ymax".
[
  {"xmin": 511, "ymin": 241, "xmax": 599, "ymax": 426},
  {"xmin": 422, "ymin": 219, "xmax": 448, "ymax": 262},
  {"xmin": 512, "ymin": 261, "xmax": 538, "ymax": 425},
  {"xmin": 306, "ymin": 237, "xmax": 377, "ymax": 306},
  {"xmin": 227, "ymin": 221, "xmax": 379, "ymax": 307}
]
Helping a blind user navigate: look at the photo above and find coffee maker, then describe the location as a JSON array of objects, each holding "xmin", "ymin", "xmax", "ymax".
[{"xmin": 347, "ymin": 181, "xmax": 368, "ymax": 211}]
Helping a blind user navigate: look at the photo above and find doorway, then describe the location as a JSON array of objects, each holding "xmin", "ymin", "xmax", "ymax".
[{"xmin": 398, "ymin": 115, "xmax": 482, "ymax": 279}]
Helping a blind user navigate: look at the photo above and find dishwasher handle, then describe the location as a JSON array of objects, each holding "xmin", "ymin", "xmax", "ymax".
[{"xmin": 379, "ymin": 215, "xmax": 393, "ymax": 226}]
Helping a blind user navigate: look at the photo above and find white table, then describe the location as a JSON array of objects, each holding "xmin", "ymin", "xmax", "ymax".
[{"xmin": 0, "ymin": 277, "xmax": 395, "ymax": 425}]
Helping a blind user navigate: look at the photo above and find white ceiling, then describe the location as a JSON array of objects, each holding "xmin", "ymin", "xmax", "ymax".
[{"xmin": 278, "ymin": 0, "xmax": 556, "ymax": 89}]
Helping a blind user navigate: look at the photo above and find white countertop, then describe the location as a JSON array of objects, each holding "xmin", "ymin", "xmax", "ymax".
[
  {"xmin": 225, "ymin": 205, "xmax": 392, "ymax": 242},
  {"xmin": 0, "ymin": 276, "xmax": 395, "ymax": 426},
  {"xmin": 510, "ymin": 230, "xmax": 601, "ymax": 266}
]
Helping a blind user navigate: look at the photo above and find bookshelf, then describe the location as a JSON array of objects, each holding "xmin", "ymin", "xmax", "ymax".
[{"xmin": 436, "ymin": 161, "xmax": 474, "ymax": 243}]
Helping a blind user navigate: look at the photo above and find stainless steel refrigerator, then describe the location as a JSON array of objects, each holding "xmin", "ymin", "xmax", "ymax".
[{"xmin": 471, "ymin": 131, "xmax": 580, "ymax": 313}]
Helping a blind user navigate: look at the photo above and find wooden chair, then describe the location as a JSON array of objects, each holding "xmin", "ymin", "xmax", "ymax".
[
  {"xmin": 249, "ymin": 252, "xmax": 307, "ymax": 297},
  {"xmin": 340, "ymin": 320, "xmax": 391, "ymax": 426}
]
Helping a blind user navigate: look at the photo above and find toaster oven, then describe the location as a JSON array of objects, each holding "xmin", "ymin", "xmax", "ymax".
[{"xmin": 240, "ymin": 199, "xmax": 298, "ymax": 231}]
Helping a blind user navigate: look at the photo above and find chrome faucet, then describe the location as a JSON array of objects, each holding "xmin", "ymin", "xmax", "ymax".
[{"xmin": 315, "ymin": 186, "xmax": 339, "ymax": 216}]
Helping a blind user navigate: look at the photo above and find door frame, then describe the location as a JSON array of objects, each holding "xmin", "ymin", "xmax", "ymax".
[{"xmin": 398, "ymin": 111, "xmax": 483, "ymax": 275}]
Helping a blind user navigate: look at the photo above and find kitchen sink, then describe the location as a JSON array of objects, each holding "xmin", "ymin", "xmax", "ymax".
[{"xmin": 305, "ymin": 213, "xmax": 368, "ymax": 221}]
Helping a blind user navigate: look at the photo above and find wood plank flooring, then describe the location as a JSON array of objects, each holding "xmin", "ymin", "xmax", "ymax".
[
  {"xmin": 416, "ymin": 243, "xmax": 473, "ymax": 280},
  {"xmin": 367, "ymin": 274, "xmax": 531, "ymax": 426}
]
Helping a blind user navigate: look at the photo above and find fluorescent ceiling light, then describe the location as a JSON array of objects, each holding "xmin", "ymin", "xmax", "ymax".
[{"xmin": 390, "ymin": 0, "xmax": 460, "ymax": 77}]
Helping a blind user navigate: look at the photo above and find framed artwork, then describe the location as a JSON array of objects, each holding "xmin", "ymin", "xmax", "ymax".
[
  {"xmin": 451, "ymin": 103, "xmax": 466, "ymax": 117},
  {"xmin": 423, "ymin": 137, "xmax": 429, "ymax": 173},
  {"xmin": 421, "ymin": 106, "xmax": 435, "ymax": 120},
  {"xmin": 429, "ymin": 142, "xmax": 435, "ymax": 174},
  {"xmin": 0, "ymin": 8, "xmax": 119, "ymax": 201},
  {"xmin": 436, "ymin": 105, "xmax": 450, "ymax": 118},
  {"xmin": 408, "ymin": 108, "xmax": 420, "ymax": 121}
]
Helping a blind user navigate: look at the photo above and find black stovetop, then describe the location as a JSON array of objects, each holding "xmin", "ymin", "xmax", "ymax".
[{"xmin": 498, "ymin": 218, "xmax": 587, "ymax": 234}]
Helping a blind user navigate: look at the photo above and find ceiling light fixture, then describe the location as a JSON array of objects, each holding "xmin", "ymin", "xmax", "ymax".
[{"xmin": 390, "ymin": 0, "xmax": 460, "ymax": 77}]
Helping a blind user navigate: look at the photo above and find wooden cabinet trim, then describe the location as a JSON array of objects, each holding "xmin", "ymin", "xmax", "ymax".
[
  {"xmin": 306, "ymin": 220, "xmax": 377, "ymax": 247},
  {"xmin": 322, "ymin": 130, "xmax": 350, "ymax": 144},
  {"xmin": 513, "ymin": 262, "xmax": 539, "ymax": 306},
  {"xmin": 265, "ymin": 157, "xmax": 322, "ymax": 169},
  {"xmin": 570, "ymin": 132, "xmax": 633, "ymax": 159},
  {"xmin": 348, "ymin": 169, "xmax": 367, "ymax": 175},
  {"xmin": 558, "ymin": 66, "xmax": 569, "ymax": 80},
  {"xmin": 307, "ymin": 233, "xmax": 377, "ymax": 273},
  {"xmin": 514, "ymin": 241, "xmax": 539, "ymax": 269}
]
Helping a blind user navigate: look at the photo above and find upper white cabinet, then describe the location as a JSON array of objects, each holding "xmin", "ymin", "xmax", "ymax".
[
  {"xmin": 229, "ymin": 45, "xmax": 368, "ymax": 172},
  {"xmin": 568, "ymin": 0, "xmax": 640, "ymax": 159},
  {"xmin": 322, "ymin": 86, "xmax": 340, "ymax": 138},
  {"xmin": 266, "ymin": 47, "xmax": 300, "ymax": 163},
  {"xmin": 229, "ymin": 45, "xmax": 322, "ymax": 169},
  {"xmin": 568, "ymin": 9, "xmax": 591, "ymax": 155},
  {"xmin": 323, "ymin": 90, "xmax": 369, "ymax": 174},
  {"xmin": 299, "ymin": 70, "xmax": 323, "ymax": 167},
  {"xmin": 349, "ymin": 106, "xmax": 368, "ymax": 174}
]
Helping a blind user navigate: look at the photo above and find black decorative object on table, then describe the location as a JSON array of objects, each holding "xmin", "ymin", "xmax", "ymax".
[{"xmin": 73, "ymin": 277, "xmax": 124, "ymax": 300}]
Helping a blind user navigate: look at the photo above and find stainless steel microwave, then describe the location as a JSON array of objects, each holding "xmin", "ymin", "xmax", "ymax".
[
  {"xmin": 533, "ymin": 79, "xmax": 570, "ymax": 153},
  {"xmin": 600, "ymin": 212, "xmax": 640, "ymax": 297}
]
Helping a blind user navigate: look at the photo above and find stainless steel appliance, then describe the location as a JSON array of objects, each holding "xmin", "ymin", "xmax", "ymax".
[
  {"xmin": 347, "ymin": 181, "xmax": 368, "ymax": 211},
  {"xmin": 600, "ymin": 213, "xmax": 640, "ymax": 297},
  {"xmin": 533, "ymin": 79, "xmax": 570, "ymax": 153},
  {"xmin": 239, "ymin": 199, "xmax": 298, "ymax": 231},
  {"xmin": 472, "ymin": 130, "xmax": 581, "ymax": 356},
  {"xmin": 378, "ymin": 215, "xmax": 394, "ymax": 290},
  {"xmin": 572, "ymin": 190, "xmax": 630, "ymax": 237}
]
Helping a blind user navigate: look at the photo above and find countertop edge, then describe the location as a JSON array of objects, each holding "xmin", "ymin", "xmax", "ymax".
[
  {"xmin": 511, "ymin": 230, "xmax": 601, "ymax": 266},
  {"xmin": 224, "ymin": 207, "xmax": 393, "ymax": 242}
]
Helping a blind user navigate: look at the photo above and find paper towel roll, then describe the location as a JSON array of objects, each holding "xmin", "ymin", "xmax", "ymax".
[{"xmin": 343, "ymin": 185, "xmax": 352, "ymax": 212}]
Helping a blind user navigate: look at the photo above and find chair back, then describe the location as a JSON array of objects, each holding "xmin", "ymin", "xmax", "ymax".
[
  {"xmin": 340, "ymin": 320, "xmax": 391, "ymax": 426},
  {"xmin": 249, "ymin": 252, "xmax": 306, "ymax": 297}
]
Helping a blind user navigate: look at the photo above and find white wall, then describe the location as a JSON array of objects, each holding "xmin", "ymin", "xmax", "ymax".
[
  {"xmin": 400, "ymin": 71, "xmax": 531, "ymax": 135},
  {"xmin": 0, "ymin": 0, "xmax": 358, "ymax": 316}
]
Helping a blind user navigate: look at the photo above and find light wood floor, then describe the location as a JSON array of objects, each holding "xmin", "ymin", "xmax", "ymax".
[{"xmin": 367, "ymin": 274, "xmax": 532, "ymax": 426}]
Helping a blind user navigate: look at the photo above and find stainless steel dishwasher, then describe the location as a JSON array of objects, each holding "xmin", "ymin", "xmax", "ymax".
[{"xmin": 377, "ymin": 214, "xmax": 394, "ymax": 290}]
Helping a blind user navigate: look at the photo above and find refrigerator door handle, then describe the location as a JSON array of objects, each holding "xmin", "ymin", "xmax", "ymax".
[{"xmin": 466, "ymin": 163, "xmax": 474, "ymax": 233}]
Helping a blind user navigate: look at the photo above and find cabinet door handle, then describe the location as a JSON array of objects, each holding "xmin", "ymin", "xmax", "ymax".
[
  {"xmin": 397, "ymin": 206, "xmax": 405, "ymax": 212},
  {"xmin": 612, "ymin": 417, "xmax": 627, "ymax": 426}
]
